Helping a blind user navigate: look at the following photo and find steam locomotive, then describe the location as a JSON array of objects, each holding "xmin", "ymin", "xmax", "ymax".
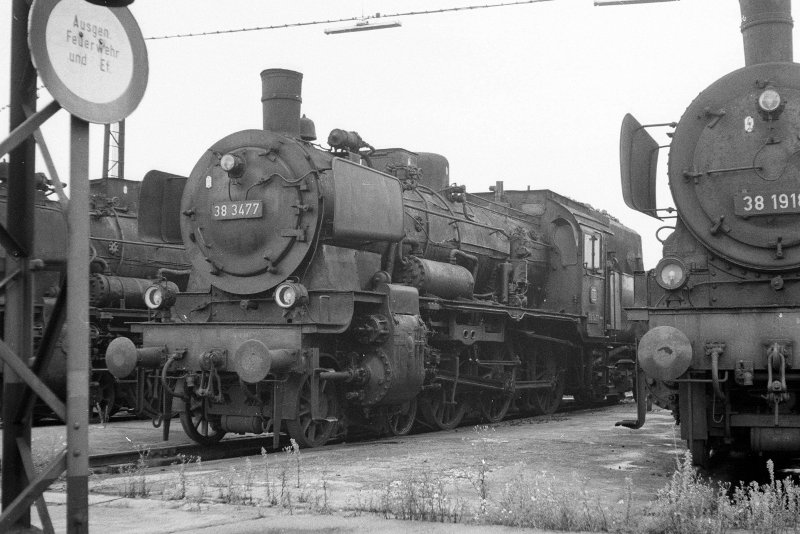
[
  {"xmin": 618, "ymin": 0, "xmax": 800, "ymax": 465},
  {"xmin": 0, "ymin": 161, "xmax": 189, "ymax": 420},
  {"xmin": 106, "ymin": 68, "xmax": 643, "ymax": 447}
]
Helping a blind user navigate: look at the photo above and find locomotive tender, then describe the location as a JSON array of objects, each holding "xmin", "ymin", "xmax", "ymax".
[
  {"xmin": 107, "ymin": 68, "xmax": 643, "ymax": 447},
  {"xmin": 618, "ymin": 0, "xmax": 800, "ymax": 464}
]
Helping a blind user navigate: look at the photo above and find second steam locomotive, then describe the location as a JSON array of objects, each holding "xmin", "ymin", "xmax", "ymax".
[
  {"xmin": 0, "ymin": 163, "xmax": 189, "ymax": 420},
  {"xmin": 107, "ymin": 68, "xmax": 642, "ymax": 446},
  {"xmin": 619, "ymin": 0, "xmax": 800, "ymax": 465}
]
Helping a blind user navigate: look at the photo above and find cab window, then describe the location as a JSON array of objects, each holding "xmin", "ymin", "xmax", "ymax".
[{"xmin": 583, "ymin": 232, "xmax": 602, "ymax": 272}]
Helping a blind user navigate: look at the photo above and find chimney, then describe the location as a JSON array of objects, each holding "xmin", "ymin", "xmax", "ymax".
[
  {"xmin": 740, "ymin": 0, "xmax": 793, "ymax": 66},
  {"xmin": 260, "ymin": 68, "xmax": 302, "ymax": 137}
]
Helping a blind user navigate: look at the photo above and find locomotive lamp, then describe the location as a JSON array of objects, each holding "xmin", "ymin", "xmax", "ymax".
[
  {"xmin": 143, "ymin": 282, "xmax": 178, "ymax": 310},
  {"xmin": 274, "ymin": 282, "xmax": 309, "ymax": 309},
  {"xmin": 654, "ymin": 257, "xmax": 688, "ymax": 290},
  {"xmin": 758, "ymin": 88, "xmax": 782, "ymax": 112},
  {"xmin": 220, "ymin": 153, "xmax": 246, "ymax": 178}
]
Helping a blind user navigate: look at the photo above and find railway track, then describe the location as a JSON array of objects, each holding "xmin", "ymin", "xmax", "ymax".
[
  {"xmin": 89, "ymin": 435, "xmax": 275, "ymax": 473},
  {"xmin": 88, "ymin": 397, "xmax": 617, "ymax": 473}
]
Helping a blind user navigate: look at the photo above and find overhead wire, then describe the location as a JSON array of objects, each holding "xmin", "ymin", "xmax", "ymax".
[
  {"xmin": 0, "ymin": 0, "xmax": 554, "ymax": 115},
  {"xmin": 144, "ymin": 0, "xmax": 555, "ymax": 40}
]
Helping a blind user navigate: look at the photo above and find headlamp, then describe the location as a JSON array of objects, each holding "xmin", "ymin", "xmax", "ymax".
[
  {"xmin": 220, "ymin": 153, "xmax": 245, "ymax": 178},
  {"xmin": 654, "ymin": 257, "xmax": 688, "ymax": 291},
  {"xmin": 758, "ymin": 88, "xmax": 781, "ymax": 113},
  {"xmin": 274, "ymin": 282, "xmax": 308, "ymax": 309},
  {"xmin": 144, "ymin": 283, "xmax": 177, "ymax": 310}
]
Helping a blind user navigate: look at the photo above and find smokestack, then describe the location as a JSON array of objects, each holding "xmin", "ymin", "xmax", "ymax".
[
  {"xmin": 740, "ymin": 0, "xmax": 793, "ymax": 66},
  {"xmin": 260, "ymin": 68, "xmax": 302, "ymax": 137}
]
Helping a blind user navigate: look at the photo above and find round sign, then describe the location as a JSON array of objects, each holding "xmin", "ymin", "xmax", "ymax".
[{"xmin": 28, "ymin": 0, "xmax": 148, "ymax": 124}]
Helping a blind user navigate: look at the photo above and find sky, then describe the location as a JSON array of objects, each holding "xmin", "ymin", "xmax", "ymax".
[{"xmin": 0, "ymin": 0, "xmax": 781, "ymax": 268}]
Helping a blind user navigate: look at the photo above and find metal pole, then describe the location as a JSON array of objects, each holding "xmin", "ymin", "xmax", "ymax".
[
  {"xmin": 102, "ymin": 123, "xmax": 110, "ymax": 178},
  {"xmin": 66, "ymin": 116, "xmax": 90, "ymax": 533},
  {"xmin": 3, "ymin": 0, "xmax": 36, "ymax": 529},
  {"xmin": 119, "ymin": 119, "xmax": 126, "ymax": 180}
]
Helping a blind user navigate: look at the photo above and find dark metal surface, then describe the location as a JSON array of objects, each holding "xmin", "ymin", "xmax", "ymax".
[
  {"xmin": 2, "ymin": 2, "xmax": 38, "ymax": 529},
  {"xmin": 398, "ymin": 256, "xmax": 474, "ymax": 299},
  {"xmin": 668, "ymin": 62, "xmax": 800, "ymax": 271},
  {"xmin": 624, "ymin": 0, "xmax": 800, "ymax": 464},
  {"xmin": 137, "ymin": 169, "xmax": 187, "ymax": 244},
  {"xmin": 261, "ymin": 69, "xmax": 302, "ymax": 137},
  {"xmin": 740, "ymin": 0, "xmax": 793, "ymax": 66},
  {"xmin": 0, "ymin": 100, "xmax": 61, "ymax": 162},
  {"xmin": 115, "ymin": 67, "xmax": 642, "ymax": 452},
  {"xmin": 330, "ymin": 158, "xmax": 405, "ymax": 243},
  {"xmin": 66, "ymin": 115, "xmax": 90, "ymax": 534},
  {"xmin": 619, "ymin": 113, "xmax": 660, "ymax": 218},
  {"xmin": 181, "ymin": 129, "xmax": 322, "ymax": 295}
]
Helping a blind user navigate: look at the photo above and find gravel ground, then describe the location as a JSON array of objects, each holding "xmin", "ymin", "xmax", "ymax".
[{"xmin": 27, "ymin": 400, "xmax": 684, "ymax": 532}]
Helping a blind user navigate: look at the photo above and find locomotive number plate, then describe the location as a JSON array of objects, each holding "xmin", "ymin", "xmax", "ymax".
[
  {"xmin": 212, "ymin": 201, "xmax": 263, "ymax": 220},
  {"xmin": 734, "ymin": 192, "xmax": 800, "ymax": 216}
]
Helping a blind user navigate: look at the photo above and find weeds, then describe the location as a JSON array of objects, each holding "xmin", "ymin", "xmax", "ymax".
[
  {"xmin": 120, "ymin": 445, "xmax": 150, "ymax": 498},
  {"xmin": 487, "ymin": 470, "xmax": 611, "ymax": 531},
  {"xmin": 622, "ymin": 476, "xmax": 634, "ymax": 530},
  {"xmin": 380, "ymin": 471, "xmax": 466, "ymax": 523},
  {"xmin": 642, "ymin": 452, "xmax": 800, "ymax": 533},
  {"xmin": 101, "ymin": 431, "xmax": 800, "ymax": 534},
  {"xmin": 284, "ymin": 438, "xmax": 301, "ymax": 488},
  {"xmin": 163, "ymin": 453, "xmax": 197, "ymax": 500},
  {"xmin": 320, "ymin": 472, "xmax": 330, "ymax": 514},
  {"xmin": 188, "ymin": 483, "xmax": 206, "ymax": 512},
  {"xmin": 726, "ymin": 459, "xmax": 800, "ymax": 532},
  {"xmin": 640, "ymin": 450, "xmax": 724, "ymax": 533},
  {"xmin": 217, "ymin": 463, "xmax": 255, "ymax": 505},
  {"xmin": 279, "ymin": 460, "xmax": 288, "ymax": 506},
  {"xmin": 260, "ymin": 446, "xmax": 277, "ymax": 505},
  {"xmin": 467, "ymin": 425, "xmax": 493, "ymax": 511}
]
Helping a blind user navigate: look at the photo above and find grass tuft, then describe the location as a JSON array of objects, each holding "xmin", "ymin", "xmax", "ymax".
[
  {"xmin": 486, "ymin": 470, "xmax": 610, "ymax": 531},
  {"xmin": 99, "ymin": 431, "xmax": 800, "ymax": 533}
]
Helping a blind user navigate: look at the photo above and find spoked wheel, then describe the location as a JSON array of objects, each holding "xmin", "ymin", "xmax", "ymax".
[
  {"xmin": 478, "ymin": 344, "xmax": 515, "ymax": 423},
  {"xmin": 527, "ymin": 352, "xmax": 565, "ymax": 415},
  {"xmin": 421, "ymin": 381, "xmax": 466, "ymax": 430},
  {"xmin": 180, "ymin": 395, "xmax": 226, "ymax": 445},
  {"xmin": 384, "ymin": 398, "xmax": 418, "ymax": 436},
  {"xmin": 286, "ymin": 376, "xmax": 340, "ymax": 448},
  {"xmin": 479, "ymin": 391, "xmax": 513, "ymax": 423},
  {"xmin": 531, "ymin": 374, "xmax": 565, "ymax": 415}
]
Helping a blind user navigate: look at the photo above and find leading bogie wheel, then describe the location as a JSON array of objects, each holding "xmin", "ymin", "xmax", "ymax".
[
  {"xmin": 286, "ymin": 376, "xmax": 340, "ymax": 448},
  {"xmin": 180, "ymin": 395, "xmax": 226, "ymax": 445}
]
